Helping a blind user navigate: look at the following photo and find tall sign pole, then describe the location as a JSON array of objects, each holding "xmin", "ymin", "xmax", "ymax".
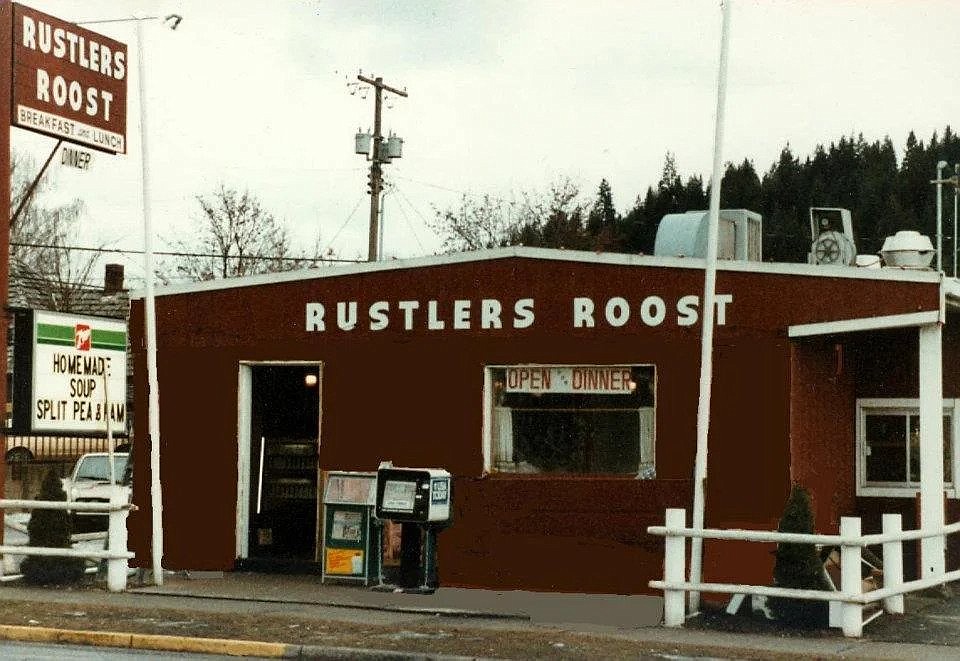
[
  {"xmin": 357, "ymin": 74, "xmax": 406, "ymax": 262},
  {"xmin": 688, "ymin": 0, "xmax": 733, "ymax": 615},
  {"xmin": 135, "ymin": 19, "xmax": 165, "ymax": 587},
  {"xmin": 0, "ymin": 0, "xmax": 13, "ymax": 509}
]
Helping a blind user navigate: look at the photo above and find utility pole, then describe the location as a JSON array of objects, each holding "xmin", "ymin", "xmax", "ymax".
[{"xmin": 356, "ymin": 74, "xmax": 407, "ymax": 262}]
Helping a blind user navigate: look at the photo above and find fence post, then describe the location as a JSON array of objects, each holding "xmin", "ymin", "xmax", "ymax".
[
  {"xmin": 663, "ymin": 508, "xmax": 687, "ymax": 627},
  {"xmin": 881, "ymin": 513, "xmax": 904, "ymax": 614},
  {"xmin": 106, "ymin": 486, "xmax": 128, "ymax": 592},
  {"xmin": 840, "ymin": 516, "xmax": 863, "ymax": 637}
]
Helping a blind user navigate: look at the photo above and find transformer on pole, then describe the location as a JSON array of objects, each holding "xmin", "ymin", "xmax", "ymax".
[{"xmin": 354, "ymin": 74, "xmax": 407, "ymax": 261}]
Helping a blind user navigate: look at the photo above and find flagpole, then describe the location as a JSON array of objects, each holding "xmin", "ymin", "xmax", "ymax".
[{"xmin": 688, "ymin": 0, "xmax": 732, "ymax": 616}]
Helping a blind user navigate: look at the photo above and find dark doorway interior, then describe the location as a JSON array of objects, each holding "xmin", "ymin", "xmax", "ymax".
[{"xmin": 243, "ymin": 364, "xmax": 320, "ymax": 572}]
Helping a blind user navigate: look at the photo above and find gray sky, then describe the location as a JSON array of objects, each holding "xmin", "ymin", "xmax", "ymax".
[{"xmin": 12, "ymin": 0, "xmax": 960, "ymax": 286}]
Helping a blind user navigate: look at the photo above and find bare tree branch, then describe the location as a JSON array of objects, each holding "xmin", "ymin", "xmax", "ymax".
[
  {"xmin": 168, "ymin": 184, "xmax": 328, "ymax": 282},
  {"xmin": 8, "ymin": 148, "xmax": 104, "ymax": 313}
]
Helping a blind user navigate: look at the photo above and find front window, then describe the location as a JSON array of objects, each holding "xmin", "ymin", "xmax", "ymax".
[
  {"xmin": 75, "ymin": 454, "xmax": 129, "ymax": 481},
  {"xmin": 857, "ymin": 399, "xmax": 958, "ymax": 496},
  {"xmin": 486, "ymin": 365, "xmax": 655, "ymax": 477}
]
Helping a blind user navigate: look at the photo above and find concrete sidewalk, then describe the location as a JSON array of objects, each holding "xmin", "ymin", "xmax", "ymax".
[{"xmin": 131, "ymin": 571, "xmax": 666, "ymax": 630}]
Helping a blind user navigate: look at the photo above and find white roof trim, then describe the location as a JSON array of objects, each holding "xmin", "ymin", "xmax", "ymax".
[
  {"xmin": 130, "ymin": 246, "xmax": 943, "ymax": 300},
  {"xmin": 788, "ymin": 310, "xmax": 941, "ymax": 338}
]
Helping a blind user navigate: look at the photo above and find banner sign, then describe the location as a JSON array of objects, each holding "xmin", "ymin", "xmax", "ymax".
[
  {"xmin": 11, "ymin": 3, "xmax": 127, "ymax": 153},
  {"xmin": 26, "ymin": 310, "xmax": 127, "ymax": 434}
]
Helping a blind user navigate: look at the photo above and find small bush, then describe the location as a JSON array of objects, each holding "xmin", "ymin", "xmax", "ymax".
[
  {"xmin": 768, "ymin": 485, "xmax": 832, "ymax": 627},
  {"xmin": 20, "ymin": 469, "xmax": 85, "ymax": 585}
]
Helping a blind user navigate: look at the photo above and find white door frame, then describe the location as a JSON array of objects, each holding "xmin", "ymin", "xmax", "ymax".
[{"xmin": 235, "ymin": 360, "xmax": 322, "ymax": 561}]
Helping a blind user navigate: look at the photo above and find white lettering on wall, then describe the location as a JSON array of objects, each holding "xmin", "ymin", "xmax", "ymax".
[
  {"xmin": 481, "ymin": 299, "xmax": 502, "ymax": 329},
  {"xmin": 677, "ymin": 295, "xmax": 699, "ymax": 326},
  {"xmin": 513, "ymin": 299, "xmax": 535, "ymax": 329},
  {"xmin": 573, "ymin": 297, "xmax": 595, "ymax": 328},
  {"xmin": 369, "ymin": 301, "xmax": 389, "ymax": 331},
  {"xmin": 605, "ymin": 297, "xmax": 630, "ymax": 327},
  {"xmin": 305, "ymin": 303, "xmax": 325, "ymax": 331},
  {"xmin": 336, "ymin": 302, "xmax": 357, "ymax": 331},
  {"xmin": 427, "ymin": 300, "xmax": 445, "ymax": 330},
  {"xmin": 640, "ymin": 296, "xmax": 666, "ymax": 326},
  {"xmin": 398, "ymin": 300, "xmax": 419, "ymax": 330},
  {"xmin": 453, "ymin": 300, "xmax": 471, "ymax": 330},
  {"xmin": 303, "ymin": 294, "xmax": 732, "ymax": 333}
]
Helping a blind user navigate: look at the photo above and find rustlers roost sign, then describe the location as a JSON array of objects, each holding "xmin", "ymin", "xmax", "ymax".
[
  {"xmin": 305, "ymin": 294, "xmax": 734, "ymax": 332},
  {"xmin": 11, "ymin": 3, "xmax": 127, "ymax": 153}
]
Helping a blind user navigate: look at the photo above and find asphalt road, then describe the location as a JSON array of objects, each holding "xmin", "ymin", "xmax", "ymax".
[{"xmin": 0, "ymin": 641, "xmax": 268, "ymax": 660}]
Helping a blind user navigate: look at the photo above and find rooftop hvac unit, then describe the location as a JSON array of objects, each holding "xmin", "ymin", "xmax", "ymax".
[
  {"xmin": 653, "ymin": 209, "xmax": 762, "ymax": 261},
  {"xmin": 808, "ymin": 207, "xmax": 856, "ymax": 266}
]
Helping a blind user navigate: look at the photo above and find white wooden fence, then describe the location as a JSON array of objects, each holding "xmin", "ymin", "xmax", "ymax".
[
  {"xmin": 0, "ymin": 490, "xmax": 135, "ymax": 592},
  {"xmin": 648, "ymin": 508, "xmax": 960, "ymax": 637}
]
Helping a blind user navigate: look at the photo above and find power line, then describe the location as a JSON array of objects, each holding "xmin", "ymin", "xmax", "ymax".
[
  {"xmin": 322, "ymin": 196, "xmax": 366, "ymax": 255},
  {"xmin": 10, "ymin": 241, "xmax": 365, "ymax": 264},
  {"xmin": 392, "ymin": 188, "xmax": 427, "ymax": 253},
  {"xmin": 391, "ymin": 174, "xmax": 467, "ymax": 196}
]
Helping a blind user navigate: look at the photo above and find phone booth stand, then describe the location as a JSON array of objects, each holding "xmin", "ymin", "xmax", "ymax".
[
  {"xmin": 321, "ymin": 471, "xmax": 379, "ymax": 585},
  {"xmin": 372, "ymin": 463, "xmax": 452, "ymax": 595}
]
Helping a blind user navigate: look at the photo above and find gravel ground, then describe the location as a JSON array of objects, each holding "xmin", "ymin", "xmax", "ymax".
[{"xmin": 0, "ymin": 587, "xmax": 696, "ymax": 660}]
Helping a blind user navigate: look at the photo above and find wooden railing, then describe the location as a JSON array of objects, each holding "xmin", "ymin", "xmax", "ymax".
[
  {"xmin": 648, "ymin": 508, "xmax": 960, "ymax": 637},
  {"xmin": 0, "ymin": 490, "xmax": 135, "ymax": 592}
]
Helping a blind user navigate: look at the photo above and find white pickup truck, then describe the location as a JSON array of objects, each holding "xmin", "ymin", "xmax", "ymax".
[{"xmin": 61, "ymin": 452, "xmax": 131, "ymax": 532}]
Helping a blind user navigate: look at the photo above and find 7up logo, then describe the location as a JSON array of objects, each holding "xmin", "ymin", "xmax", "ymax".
[{"xmin": 74, "ymin": 324, "xmax": 91, "ymax": 351}]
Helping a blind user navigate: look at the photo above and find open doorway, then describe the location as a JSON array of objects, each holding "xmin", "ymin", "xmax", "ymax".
[{"xmin": 236, "ymin": 362, "xmax": 321, "ymax": 572}]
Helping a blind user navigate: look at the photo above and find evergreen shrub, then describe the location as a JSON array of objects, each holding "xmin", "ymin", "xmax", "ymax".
[
  {"xmin": 768, "ymin": 485, "xmax": 832, "ymax": 628},
  {"xmin": 20, "ymin": 468, "xmax": 85, "ymax": 585}
]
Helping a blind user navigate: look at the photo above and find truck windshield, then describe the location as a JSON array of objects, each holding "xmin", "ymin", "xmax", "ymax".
[{"xmin": 75, "ymin": 455, "xmax": 128, "ymax": 481}]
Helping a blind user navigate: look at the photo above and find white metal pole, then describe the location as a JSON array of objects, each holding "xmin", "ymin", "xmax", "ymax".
[
  {"xmin": 663, "ymin": 508, "xmax": 687, "ymax": 627},
  {"xmin": 378, "ymin": 191, "xmax": 386, "ymax": 260},
  {"xmin": 688, "ymin": 0, "xmax": 732, "ymax": 616},
  {"xmin": 105, "ymin": 372, "xmax": 115, "ymax": 486},
  {"xmin": 953, "ymin": 175, "xmax": 958, "ymax": 279},
  {"xmin": 918, "ymin": 323, "xmax": 945, "ymax": 578},
  {"xmin": 137, "ymin": 19, "xmax": 164, "ymax": 587},
  {"xmin": 839, "ymin": 517, "xmax": 863, "ymax": 637},
  {"xmin": 881, "ymin": 513, "xmax": 904, "ymax": 615},
  {"xmin": 937, "ymin": 161, "xmax": 946, "ymax": 273}
]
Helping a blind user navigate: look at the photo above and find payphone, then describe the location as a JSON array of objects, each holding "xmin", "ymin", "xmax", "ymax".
[{"xmin": 373, "ymin": 463, "xmax": 451, "ymax": 594}]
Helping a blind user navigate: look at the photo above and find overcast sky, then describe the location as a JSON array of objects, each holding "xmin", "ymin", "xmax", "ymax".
[{"xmin": 12, "ymin": 0, "xmax": 960, "ymax": 286}]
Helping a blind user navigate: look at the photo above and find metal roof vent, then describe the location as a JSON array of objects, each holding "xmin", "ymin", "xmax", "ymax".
[
  {"xmin": 811, "ymin": 230, "xmax": 856, "ymax": 266},
  {"xmin": 879, "ymin": 231, "xmax": 935, "ymax": 269},
  {"xmin": 809, "ymin": 208, "xmax": 856, "ymax": 266}
]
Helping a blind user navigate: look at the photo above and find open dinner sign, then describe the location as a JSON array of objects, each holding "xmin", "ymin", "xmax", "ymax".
[
  {"xmin": 504, "ymin": 366, "xmax": 635, "ymax": 395},
  {"xmin": 11, "ymin": 3, "xmax": 127, "ymax": 153}
]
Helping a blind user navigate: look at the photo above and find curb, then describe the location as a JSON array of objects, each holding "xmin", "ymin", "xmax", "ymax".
[
  {"xmin": 0, "ymin": 624, "xmax": 288, "ymax": 657},
  {"xmin": 0, "ymin": 624, "xmax": 494, "ymax": 660},
  {"xmin": 131, "ymin": 586, "xmax": 530, "ymax": 621}
]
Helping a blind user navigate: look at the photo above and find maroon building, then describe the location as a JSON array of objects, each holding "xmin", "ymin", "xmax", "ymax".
[{"xmin": 128, "ymin": 247, "xmax": 960, "ymax": 593}]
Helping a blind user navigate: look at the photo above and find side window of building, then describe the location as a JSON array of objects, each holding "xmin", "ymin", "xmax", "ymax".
[
  {"xmin": 856, "ymin": 398, "xmax": 958, "ymax": 497},
  {"xmin": 487, "ymin": 365, "xmax": 655, "ymax": 477}
]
